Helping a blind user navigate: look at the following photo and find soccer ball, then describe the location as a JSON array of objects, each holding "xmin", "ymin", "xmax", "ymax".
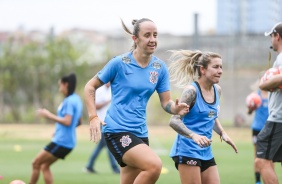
[
  {"xmin": 261, "ymin": 67, "xmax": 282, "ymax": 89},
  {"xmin": 246, "ymin": 93, "xmax": 262, "ymax": 110},
  {"xmin": 9, "ymin": 180, "xmax": 26, "ymax": 184}
]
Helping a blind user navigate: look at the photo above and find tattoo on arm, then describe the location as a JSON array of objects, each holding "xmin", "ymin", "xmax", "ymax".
[
  {"xmin": 169, "ymin": 115, "xmax": 194, "ymax": 138},
  {"xmin": 164, "ymin": 88, "xmax": 196, "ymax": 114},
  {"xmin": 182, "ymin": 88, "xmax": 196, "ymax": 106},
  {"xmin": 164, "ymin": 102, "xmax": 173, "ymax": 114},
  {"xmin": 168, "ymin": 88, "xmax": 196, "ymax": 138},
  {"xmin": 88, "ymin": 74, "xmax": 104, "ymax": 99},
  {"xmin": 88, "ymin": 75, "xmax": 97, "ymax": 99},
  {"xmin": 88, "ymin": 89, "xmax": 95, "ymax": 99}
]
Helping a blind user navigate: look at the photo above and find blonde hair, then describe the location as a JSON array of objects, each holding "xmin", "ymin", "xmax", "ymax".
[
  {"xmin": 168, "ymin": 50, "xmax": 221, "ymax": 88},
  {"xmin": 120, "ymin": 18, "xmax": 154, "ymax": 51}
]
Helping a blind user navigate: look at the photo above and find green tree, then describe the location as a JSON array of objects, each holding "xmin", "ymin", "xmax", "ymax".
[{"xmin": 0, "ymin": 33, "xmax": 108, "ymax": 123}]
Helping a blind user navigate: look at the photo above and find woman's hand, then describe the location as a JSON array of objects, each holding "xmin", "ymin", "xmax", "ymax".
[
  {"xmin": 221, "ymin": 132, "xmax": 238, "ymax": 153},
  {"xmin": 191, "ymin": 133, "xmax": 212, "ymax": 148},
  {"xmin": 174, "ymin": 99, "xmax": 189, "ymax": 116},
  {"xmin": 89, "ymin": 116, "xmax": 106, "ymax": 143},
  {"xmin": 36, "ymin": 108, "xmax": 51, "ymax": 118}
]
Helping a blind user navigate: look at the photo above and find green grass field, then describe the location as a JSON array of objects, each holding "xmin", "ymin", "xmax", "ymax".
[{"xmin": 0, "ymin": 124, "xmax": 281, "ymax": 184}]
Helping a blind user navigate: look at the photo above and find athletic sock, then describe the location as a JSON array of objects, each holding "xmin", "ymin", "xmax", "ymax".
[{"xmin": 255, "ymin": 172, "xmax": 261, "ymax": 183}]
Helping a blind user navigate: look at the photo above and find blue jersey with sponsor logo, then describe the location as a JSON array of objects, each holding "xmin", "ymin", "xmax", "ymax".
[
  {"xmin": 170, "ymin": 82, "xmax": 220, "ymax": 160},
  {"xmin": 98, "ymin": 51, "xmax": 170, "ymax": 137}
]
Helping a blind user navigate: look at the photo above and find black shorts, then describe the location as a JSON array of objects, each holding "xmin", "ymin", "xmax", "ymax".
[
  {"xmin": 104, "ymin": 132, "xmax": 149, "ymax": 167},
  {"xmin": 172, "ymin": 156, "xmax": 216, "ymax": 172},
  {"xmin": 256, "ymin": 121, "xmax": 282, "ymax": 162},
  {"xmin": 252, "ymin": 129, "xmax": 260, "ymax": 144},
  {"xmin": 44, "ymin": 142, "xmax": 72, "ymax": 159}
]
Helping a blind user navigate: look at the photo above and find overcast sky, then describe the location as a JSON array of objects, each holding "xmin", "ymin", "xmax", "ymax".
[{"xmin": 0, "ymin": 0, "xmax": 217, "ymax": 35}]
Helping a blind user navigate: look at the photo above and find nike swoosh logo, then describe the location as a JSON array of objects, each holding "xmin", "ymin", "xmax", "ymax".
[{"xmin": 257, "ymin": 152, "xmax": 263, "ymax": 155}]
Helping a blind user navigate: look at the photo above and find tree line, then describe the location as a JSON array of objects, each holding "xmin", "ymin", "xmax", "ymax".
[
  {"xmin": 0, "ymin": 33, "xmax": 175, "ymax": 125},
  {"xmin": 0, "ymin": 34, "xmax": 107, "ymax": 123}
]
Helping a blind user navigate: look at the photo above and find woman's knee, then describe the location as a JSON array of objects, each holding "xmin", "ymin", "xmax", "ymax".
[
  {"xmin": 40, "ymin": 163, "xmax": 50, "ymax": 171},
  {"xmin": 148, "ymin": 157, "xmax": 162, "ymax": 175},
  {"xmin": 32, "ymin": 159, "xmax": 41, "ymax": 169}
]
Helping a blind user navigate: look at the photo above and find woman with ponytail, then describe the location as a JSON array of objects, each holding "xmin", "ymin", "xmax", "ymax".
[
  {"xmin": 30, "ymin": 73, "xmax": 83, "ymax": 184},
  {"xmin": 84, "ymin": 18, "xmax": 189, "ymax": 184},
  {"xmin": 168, "ymin": 50, "xmax": 238, "ymax": 184}
]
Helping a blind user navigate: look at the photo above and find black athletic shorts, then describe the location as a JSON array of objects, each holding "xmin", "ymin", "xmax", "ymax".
[
  {"xmin": 44, "ymin": 142, "xmax": 72, "ymax": 159},
  {"xmin": 256, "ymin": 121, "xmax": 282, "ymax": 162},
  {"xmin": 172, "ymin": 156, "xmax": 216, "ymax": 172},
  {"xmin": 104, "ymin": 132, "xmax": 149, "ymax": 167}
]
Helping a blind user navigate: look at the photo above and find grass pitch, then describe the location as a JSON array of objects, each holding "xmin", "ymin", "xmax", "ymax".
[{"xmin": 0, "ymin": 124, "xmax": 281, "ymax": 184}]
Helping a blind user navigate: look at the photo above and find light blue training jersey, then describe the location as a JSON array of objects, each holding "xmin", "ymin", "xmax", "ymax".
[
  {"xmin": 170, "ymin": 82, "xmax": 220, "ymax": 160},
  {"xmin": 251, "ymin": 90, "xmax": 268, "ymax": 131},
  {"xmin": 98, "ymin": 51, "xmax": 170, "ymax": 137},
  {"xmin": 52, "ymin": 93, "xmax": 83, "ymax": 148}
]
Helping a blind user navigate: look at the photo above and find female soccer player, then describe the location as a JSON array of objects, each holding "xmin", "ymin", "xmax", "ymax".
[
  {"xmin": 168, "ymin": 50, "xmax": 238, "ymax": 184},
  {"xmin": 29, "ymin": 73, "xmax": 83, "ymax": 184},
  {"xmin": 84, "ymin": 18, "xmax": 189, "ymax": 184}
]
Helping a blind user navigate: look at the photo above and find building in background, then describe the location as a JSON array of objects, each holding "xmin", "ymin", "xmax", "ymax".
[{"xmin": 217, "ymin": 0, "xmax": 282, "ymax": 35}]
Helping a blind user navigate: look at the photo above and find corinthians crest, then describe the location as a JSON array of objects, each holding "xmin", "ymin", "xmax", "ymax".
[
  {"xmin": 120, "ymin": 135, "xmax": 132, "ymax": 148},
  {"xmin": 150, "ymin": 71, "xmax": 158, "ymax": 84}
]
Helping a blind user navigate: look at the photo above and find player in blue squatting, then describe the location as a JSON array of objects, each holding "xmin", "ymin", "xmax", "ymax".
[
  {"xmin": 29, "ymin": 73, "xmax": 83, "ymax": 184},
  {"xmin": 168, "ymin": 50, "xmax": 238, "ymax": 184},
  {"xmin": 84, "ymin": 18, "xmax": 189, "ymax": 184}
]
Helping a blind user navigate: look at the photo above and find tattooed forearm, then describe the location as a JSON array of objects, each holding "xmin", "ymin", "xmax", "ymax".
[
  {"xmin": 164, "ymin": 102, "xmax": 173, "ymax": 114},
  {"xmin": 169, "ymin": 115, "xmax": 194, "ymax": 138},
  {"xmin": 182, "ymin": 88, "xmax": 196, "ymax": 106},
  {"xmin": 168, "ymin": 88, "xmax": 196, "ymax": 138},
  {"xmin": 87, "ymin": 75, "xmax": 104, "ymax": 98},
  {"xmin": 88, "ymin": 89, "xmax": 96, "ymax": 99}
]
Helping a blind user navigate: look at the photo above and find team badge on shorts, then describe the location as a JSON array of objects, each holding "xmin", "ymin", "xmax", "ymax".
[
  {"xmin": 120, "ymin": 135, "xmax": 132, "ymax": 148},
  {"xmin": 149, "ymin": 71, "xmax": 158, "ymax": 84},
  {"xmin": 186, "ymin": 160, "xmax": 197, "ymax": 165}
]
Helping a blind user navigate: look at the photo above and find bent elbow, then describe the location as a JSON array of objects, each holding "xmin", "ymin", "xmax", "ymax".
[
  {"xmin": 63, "ymin": 119, "xmax": 72, "ymax": 126},
  {"xmin": 168, "ymin": 115, "xmax": 173, "ymax": 125},
  {"xmin": 169, "ymin": 117, "xmax": 177, "ymax": 129}
]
